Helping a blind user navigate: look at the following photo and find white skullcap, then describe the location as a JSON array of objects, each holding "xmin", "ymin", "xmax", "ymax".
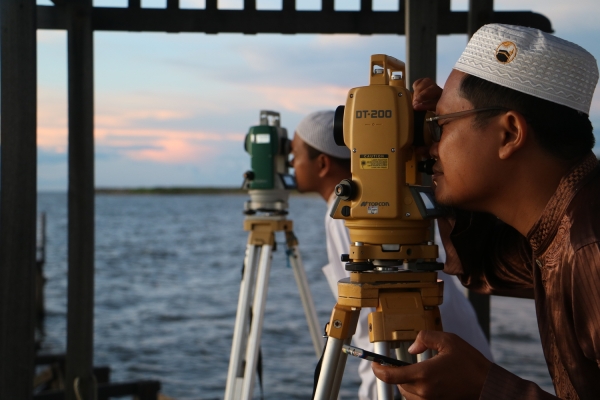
[
  {"xmin": 454, "ymin": 24, "xmax": 599, "ymax": 114},
  {"xmin": 295, "ymin": 110, "xmax": 351, "ymax": 159}
]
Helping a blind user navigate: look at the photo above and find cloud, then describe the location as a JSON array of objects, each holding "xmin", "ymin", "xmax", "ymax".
[
  {"xmin": 37, "ymin": 86, "xmax": 68, "ymax": 150},
  {"xmin": 96, "ymin": 126, "xmax": 245, "ymax": 164},
  {"xmin": 38, "ymin": 148, "xmax": 67, "ymax": 164},
  {"xmin": 37, "ymin": 30, "xmax": 66, "ymax": 45},
  {"xmin": 95, "ymin": 109, "xmax": 194, "ymax": 129},
  {"xmin": 244, "ymin": 84, "xmax": 348, "ymax": 114},
  {"xmin": 124, "ymin": 137, "xmax": 211, "ymax": 163},
  {"xmin": 494, "ymin": 0, "xmax": 600, "ymax": 33}
]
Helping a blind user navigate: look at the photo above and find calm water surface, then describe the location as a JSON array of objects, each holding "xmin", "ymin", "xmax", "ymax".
[{"xmin": 37, "ymin": 193, "xmax": 553, "ymax": 399}]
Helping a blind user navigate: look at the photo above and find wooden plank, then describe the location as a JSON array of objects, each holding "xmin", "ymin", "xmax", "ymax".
[{"xmin": 0, "ymin": 1, "xmax": 38, "ymax": 399}]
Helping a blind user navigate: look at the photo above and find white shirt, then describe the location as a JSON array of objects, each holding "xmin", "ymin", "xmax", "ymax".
[{"xmin": 322, "ymin": 197, "xmax": 493, "ymax": 399}]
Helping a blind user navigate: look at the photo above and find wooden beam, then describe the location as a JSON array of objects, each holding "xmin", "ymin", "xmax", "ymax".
[
  {"xmin": 36, "ymin": 6, "xmax": 553, "ymax": 34},
  {"xmin": 0, "ymin": 1, "xmax": 38, "ymax": 399},
  {"xmin": 65, "ymin": 1, "xmax": 96, "ymax": 399}
]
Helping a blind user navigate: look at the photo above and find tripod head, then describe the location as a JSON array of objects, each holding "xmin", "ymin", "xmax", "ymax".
[
  {"xmin": 243, "ymin": 110, "xmax": 296, "ymax": 215},
  {"xmin": 331, "ymin": 54, "xmax": 443, "ymax": 272}
]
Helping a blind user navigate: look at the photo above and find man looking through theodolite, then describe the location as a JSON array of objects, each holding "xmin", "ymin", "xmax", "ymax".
[
  {"xmin": 290, "ymin": 110, "xmax": 493, "ymax": 399},
  {"xmin": 371, "ymin": 23, "xmax": 600, "ymax": 399}
]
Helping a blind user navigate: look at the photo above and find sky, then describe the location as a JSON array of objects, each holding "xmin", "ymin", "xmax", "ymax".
[{"xmin": 36, "ymin": 0, "xmax": 600, "ymax": 190}]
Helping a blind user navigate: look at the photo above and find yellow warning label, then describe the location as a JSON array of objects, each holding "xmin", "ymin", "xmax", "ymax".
[{"xmin": 360, "ymin": 154, "xmax": 388, "ymax": 169}]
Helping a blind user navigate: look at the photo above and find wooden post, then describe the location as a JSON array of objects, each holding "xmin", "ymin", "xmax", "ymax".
[
  {"xmin": 466, "ymin": 0, "xmax": 494, "ymax": 342},
  {"xmin": 406, "ymin": 1, "xmax": 438, "ymax": 299},
  {"xmin": 469, "ymin": 0, "xmax": 494, "ymax": 38},
  {"xmin": 0, "ymin": 1, "xmax": 38, "ymax": 399},
  {"xmin": 405, "ymin": 0, "xmax": 438, "ymax": 88},
  {"xmin": 37, "ymin": 213, "xmax": 48, "ymax": 321},
  {"xmin": 65, "ymin": 1, "xmax": 96, "ymax": 399}
]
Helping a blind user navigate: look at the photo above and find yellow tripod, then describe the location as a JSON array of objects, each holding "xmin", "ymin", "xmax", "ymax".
[{"xmin": 315, "ymin": 268, "xmax": 443, "ymax": 399}]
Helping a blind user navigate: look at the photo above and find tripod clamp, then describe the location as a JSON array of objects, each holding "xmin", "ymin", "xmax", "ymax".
[{"xmin": 330, "ymin": 271, "xmax": 443, "ymax": 343}]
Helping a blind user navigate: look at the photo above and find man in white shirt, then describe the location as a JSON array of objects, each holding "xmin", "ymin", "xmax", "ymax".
[{"xmin": 290, "ymin": 110, "xmax": 493, "ymax": 399}]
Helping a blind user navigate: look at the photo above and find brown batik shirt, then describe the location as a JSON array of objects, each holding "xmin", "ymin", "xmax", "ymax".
[{"xmin": 443, "ymin": 152, "xmax": 600, "ymax": 400}]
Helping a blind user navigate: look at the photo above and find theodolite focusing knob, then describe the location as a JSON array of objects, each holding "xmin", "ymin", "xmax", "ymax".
[
  {"xmin": 244, "ymin": 170, "xmax": 255, "ymax": 180},
  {"xmin": 335, "ymin": 179, "xmax": 353, "ymax": 200},
  {"xmin": 341, "ymin": 254, "xmax": 350, "ymax": 262}
]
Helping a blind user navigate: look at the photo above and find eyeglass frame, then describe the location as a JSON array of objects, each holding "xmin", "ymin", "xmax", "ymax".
[{"xmin": 425, "ymin": 107, "xmax": 510, "ymax": 142}]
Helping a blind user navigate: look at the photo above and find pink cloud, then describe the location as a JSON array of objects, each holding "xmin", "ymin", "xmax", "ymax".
[
  {"xmin": 125, "ymin": 138, "xmax": 211, "ymax": 163},
  {"xmin": 245, "ymin": 84, "xmax": 348, "ymax": 114},
  {"xmin": 99, "ymin": 127, "xmax": 245, "ymax": 164},
  {"xmin": 38, "ymin": 93, "xmax": 245, "ymax": 165},
  {"xmin": 37, "ymin": 83, "xmax": 246, "ymax": 164},
  {"xmin": 95, "ymin": 109, "xmax": 193, "ymax": 128}
]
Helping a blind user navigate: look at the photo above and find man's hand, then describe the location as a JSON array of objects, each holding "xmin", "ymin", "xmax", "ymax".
[
  {"xmin": 372, "ymin": 331, "xmax": 492, "ymax": 400},
  {"xmin": 412, "ymin": 78, "xmax": 443, "ymax": 111}
]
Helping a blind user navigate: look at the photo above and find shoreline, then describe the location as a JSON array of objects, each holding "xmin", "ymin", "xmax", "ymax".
[
  {"xmin": 94, "ymin": 187, "xmax": 248, "ymax": 195},
  {"xmin": 37, "ymin": 187, "xmax": 318, "ymax": 196}
]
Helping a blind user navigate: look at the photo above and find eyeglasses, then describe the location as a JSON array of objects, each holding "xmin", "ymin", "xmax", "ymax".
[{"xmin": 425, "ymin": 107, "xmax": 509, "ymax": 142}]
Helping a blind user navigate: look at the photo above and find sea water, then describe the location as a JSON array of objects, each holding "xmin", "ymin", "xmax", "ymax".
[{"xmin": 37, "ymin": 193, "xmax": 553, "ymax": 399}]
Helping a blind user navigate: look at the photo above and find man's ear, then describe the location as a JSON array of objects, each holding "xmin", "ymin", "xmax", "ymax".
[
  {"xmin": 498, "ymin": 110, "xmax": 529, "ymax": 160},
  {"xmin": 316, "ymin": 153, "xmax": 331, "ymax": 178}
]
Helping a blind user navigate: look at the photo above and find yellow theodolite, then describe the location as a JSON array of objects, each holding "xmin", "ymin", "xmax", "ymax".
[{"xmin": 314, "ymin": 54, "xmax": 444, "ymax": 400}]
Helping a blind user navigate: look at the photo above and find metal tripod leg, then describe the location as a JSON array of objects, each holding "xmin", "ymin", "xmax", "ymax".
[
  {"xmin": 224, "ymin": 243, "xmax": 262, "ymax": 400},
  {"xmin": 224, "ymin": 243, "xmax": 273, "ymax": 400},
  {"xmin": 240, "ymin": 244, "xmax": 273, "ymax": 400},
  {"xmin": 286, "ymin": 231, "xmax": 323, "ymax": 357},
  {"xmin": 314, "ymin": 304, "xmax": 360, "ymax": 400},
  {"xmin": 374, "ymin": 342, "xmax": 394, "ymax": 400}
]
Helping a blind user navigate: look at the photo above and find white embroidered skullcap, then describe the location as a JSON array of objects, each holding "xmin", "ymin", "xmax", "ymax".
[
  {"xmin": 295, "ymin": 110, "xmax": 350, "ymax": 159},
  {"xmin": 454, "ymin": 24, "xmax": 599, "ymax": 114}
]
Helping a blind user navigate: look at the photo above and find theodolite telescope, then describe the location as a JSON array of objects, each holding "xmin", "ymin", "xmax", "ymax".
[
  {"xmin": 242, "ymin": 110, "xmax": 296, "ymax": 215},
  {"xmin": 330, "ymin": 54, "xmax": 443, "ymax": 272}
]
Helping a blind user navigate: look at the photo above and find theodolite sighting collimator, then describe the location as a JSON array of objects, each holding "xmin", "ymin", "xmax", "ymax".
[
  {"xmin": 242, "ymin": 110, "xmax": 296, "ymax": 215},
  {"xmin": 330, "ymin": 54, "xmax": 443, "ymax": 272}
]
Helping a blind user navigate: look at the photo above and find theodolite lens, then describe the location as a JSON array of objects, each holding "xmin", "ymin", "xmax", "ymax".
[{"xmin": 333, "ymin": 105, "xmax": 346, "ymax": 146}]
